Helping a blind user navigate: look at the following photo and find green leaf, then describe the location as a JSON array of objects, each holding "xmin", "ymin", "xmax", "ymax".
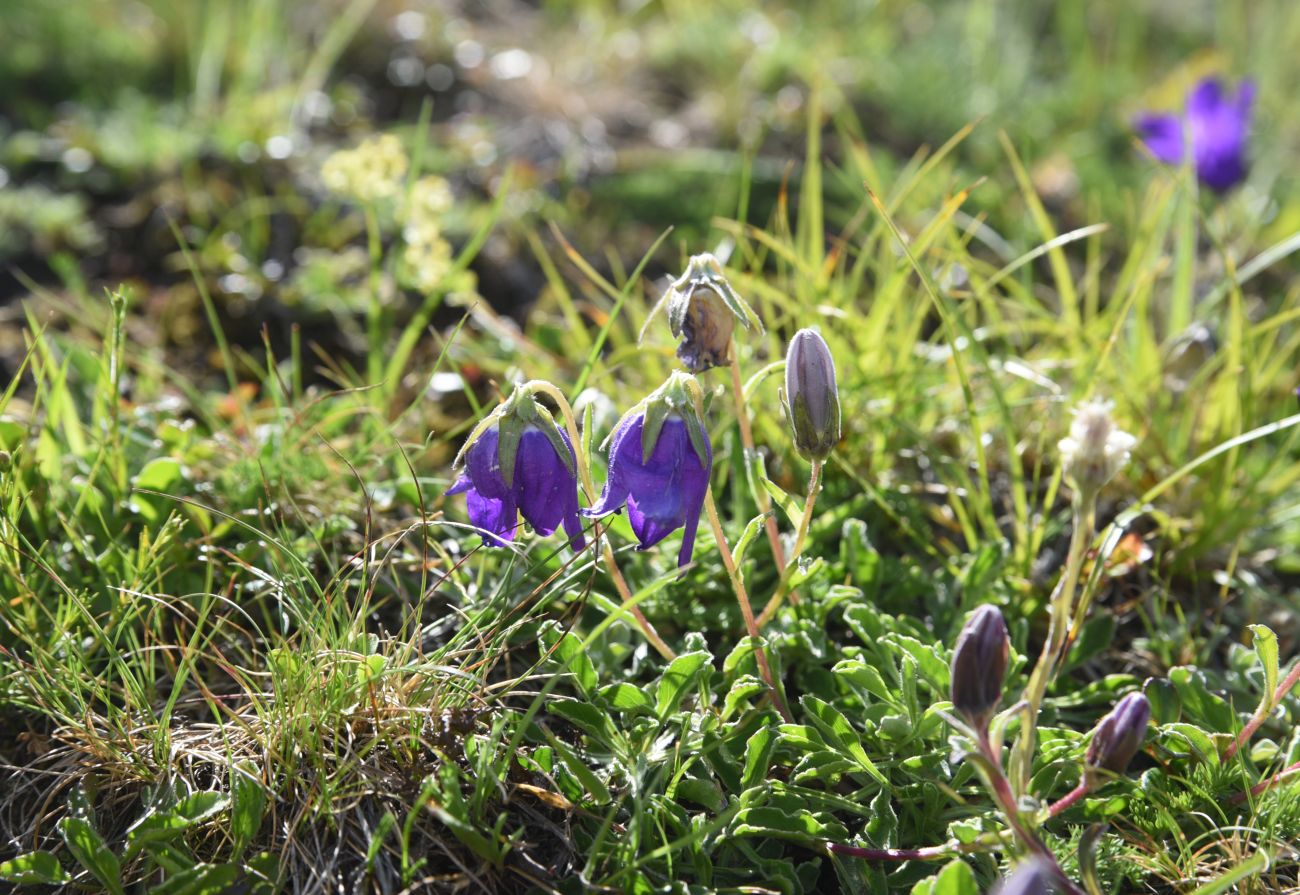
[
  {"xmin": 539, "ymin": 622, "xmax": 598, "ymax": 697},
  {"xmin": 801, "ymin": 695, "xmax": 887, "ymax": 783},
  {"xmin": 59, "ymin": 817, "xmax": 124, "ymax": 895},
  {"xmin": 147, "ymin": 864, "xmax": 239, "ymax": 895},
  {"xmin": 544, "ymin": 730, "xmax": 612, "ymax": 805},
  {"xmin": 655, "ymin": 650, "xmax": 712, "ymax": 719},
  {"xmin": 125, "ymin": 793, "xmax": 228, "ymax": 862},
  {"xmin": 1248, "ymin": 624, "xmax": 1280, "ymax": 710},
  {"xmin": 911, "ymin": 859, "xmax": 978, "ymax": 895},
  {"xmin": 742, "ymin": 727, "xmax": 774, "ymax": 789},
  {"xmin": 0, "ymin": 852, "xmax": 71, "ymax": 885},
  {"xmin": 599, "ymin": 683, "xmax": 652, "ymax": 713},
  {"xmin": 733, "ymin": 512, "xmax": 771, "ymax": 569},
  {"xmin": 230, "ymin": 764, "xmax": 267, "ymax": 855}
]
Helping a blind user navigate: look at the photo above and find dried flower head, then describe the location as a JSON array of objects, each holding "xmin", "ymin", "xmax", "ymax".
[
  {"xmin": 1136, "ymin": 77, "xmax": 1255, "ymax": 193},
  {"xmin": 1085, "ymin": 692, "xmax": 1150, "ymax": 782},
  {"xmin": 784, "ymin": 328, "xmax": 840, "ymax": 462},
  {"xmin": 1058, "ymin": 399, "xmax": 1136, "ymax": 496},
  {"xmin": 950, "ymin": 604, "xmax": 1010, "ymax": 732},
  {"xmin": 643, "ymin": 253, "xmax": 763, "ymax": 373}
]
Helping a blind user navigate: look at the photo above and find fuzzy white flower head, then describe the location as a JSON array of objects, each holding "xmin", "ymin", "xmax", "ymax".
[{"xmin": 1059, "ymin": 399, "xmax": 1137, "ymax": 495}]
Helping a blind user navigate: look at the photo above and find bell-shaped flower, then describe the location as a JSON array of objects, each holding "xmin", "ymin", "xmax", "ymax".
[
  {"xmin": 784, "ymin": 328, "xmax": 841, "ymax": 462},
  {"xmin": 446, "ymin": 386, "xmax": 584, "ymax": 550},
  {"xmin": 950, "ymin": 604, "xmax": 1010, "ymax": 733},
  {"xmin": 584, "ymin": 372, "xmax": 712, "ymax": 568},
  {"xmin": 1135, "ymin": 76, "xmax": 1255, "ymax": 192},
  {"xmin": 643, "ymin": 253, "xmax": 763, "ymax": 373},
  {"xmin": 1085, "ymin": 692, "xmax": 1150, "ymax": 782}
]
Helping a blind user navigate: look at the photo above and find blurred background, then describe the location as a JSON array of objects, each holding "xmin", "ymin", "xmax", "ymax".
[{"xmin": 2, "ymin": 0, "xmax": 1297, "ymax": 387}]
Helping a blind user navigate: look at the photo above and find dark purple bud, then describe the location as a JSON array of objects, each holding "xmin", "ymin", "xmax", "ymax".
[
  {"xmin": 1085, "ymin": 692, "xmax": 1150, "ymax": 779},
  {"xmin": 992, "ymin": 857, "xmax": 1057, "ymax": 895},
  {"xmin": 1135, "ymin": 76, "xmax": 1254, "ymax": 193},
  {"xmin": 784, "ymin": 328, "xmax": 840, "ymax": 462},
  {"xmin": 447, "ymin": 388, "xmax": 584, "ymax": 551},
  {"xmin": 584, "ymin": 372, "xmax": 712, "ymax": 568},
  {"xmin": 950, "ymin": 605, "xmax": 1009, "ymax": 731}
]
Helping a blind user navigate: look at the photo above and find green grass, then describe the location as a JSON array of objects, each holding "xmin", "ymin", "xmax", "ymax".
[{"xmin": 4, "ymin": 1, "xmax": 1300, "ymax": 893}]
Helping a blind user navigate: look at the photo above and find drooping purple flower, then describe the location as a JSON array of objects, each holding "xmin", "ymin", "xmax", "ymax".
[
  {"xmin": 446, "ymin": 390, "xmax": 584, "ymax": 551},
  {"xmin": 584, "ymin": 387, "xmax": 712, "ymax": 568},
  {"xmin": 1135, "ymin": 77, "xmax": 1255, "ymax": 192}
]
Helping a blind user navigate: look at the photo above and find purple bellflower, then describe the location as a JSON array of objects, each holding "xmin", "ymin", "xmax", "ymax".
[
  {"xmin": 584, "ymin": 371, "xmax": 712, "ymax": 568},
  {"xmin": 1135, "ymin": 76, "xmax": 1255, "ymax": 192},
  {"xmin": 447, "ymin": 385, "xmax": 584, "ymax": 550}
]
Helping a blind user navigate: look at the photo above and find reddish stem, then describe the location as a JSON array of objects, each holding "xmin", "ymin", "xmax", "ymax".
[
  {"xmin": 827, "ymin": 842, "xmax": 967, "ymax": 861},
  {"xmin": 1224, "ymin": 661, "xmax": 1300, "ymax": 761},
  {"xmin": 1047, "ymin": 780, "xmax": 1090, "ymax": 817},
  {"xmin": 1229, "ymin": 759, "xmax": 1300, "ymax": 805}
]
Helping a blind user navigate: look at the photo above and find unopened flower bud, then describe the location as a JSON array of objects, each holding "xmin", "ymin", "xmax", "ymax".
[
  {"xmin": 950, "ymin": 604, "xmax": 1010, "ymax": 731},
  {"xmin": 1058, "ymin": 399, "xmax": 1136, "ymax": 495},
  {"xmin": 1085, "ymin": 692, "xmax": 1150, "ymax": 781},
  {"xmin": 647, "ymin": 253, "xmax": 763, "ymax": 373},
  {"xmin": 784, "ymin": 328, "xmax": 840, "ymax": 462},
  {"xmin": 992, "ymin": 857, "xmax": 1057, "ymax": 895}
]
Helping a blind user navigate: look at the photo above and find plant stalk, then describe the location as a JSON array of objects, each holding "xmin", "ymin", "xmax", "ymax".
[
  {"xmin": 757, "ymin": 460, "xmax": 822, "ymax": 627},
  {"xmin": 1010, "ymin": 490, "xmax": 1097, "ymax": 796},
  {"xmin": 703, "ymin": 488, "xmax": 793, "ymax": 723},
  {"xmin": 1223, "ymin": 659, "xmax": 1300, "ymax": 761},
  {"xmin": 728, "ymin": 353, "xmax": 790, "ymax": 591}
]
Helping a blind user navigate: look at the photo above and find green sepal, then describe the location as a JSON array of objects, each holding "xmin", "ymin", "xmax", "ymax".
[
  {"xmin": 455, "ymin": 384, "xmax": 577, "ymax": 487},
  {"xmin": 641, "ymin": 398, "xmax": 672, "ymax": 465}
]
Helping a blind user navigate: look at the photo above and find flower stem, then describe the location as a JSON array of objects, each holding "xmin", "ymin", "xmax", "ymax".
[
  {"xmin": 757, "ymin": 460, "xmax": 822, "ymax": 628},
  {"xmin": 974, "ymin": 735, "xmax": 1088, "ymax": 895},
  {"xmin": 364, "ymin": 205, "xmax": 384, "ymax": 386},
  {"xmin": 1230, "ymin": 758, "xmax": 1300, "ymax": 805},
  {"xmin": 728, "ymin": 353, "xmax": 790, "ymax": 590},
  {"xmin": 828, "ymin": 841, "xmax": 985, "ymax": 861},
  {"xmin": 1047, "ymin": 779, "xmax": 1090, "ymax": 817},
  {"xmin": 703, "ymin": 488, "xmax": 793, "ymax": 723},
  {"xmin": 1010, "ymin": 490, "xmax": 1096, "ymax": 797},
  {"xmin": 1223, "ymin": 659, "xmax": 1300, "ymax": 761},
  {"xmin": 533, "ymin": 380, "xmax": 676, "ymax": 661}
]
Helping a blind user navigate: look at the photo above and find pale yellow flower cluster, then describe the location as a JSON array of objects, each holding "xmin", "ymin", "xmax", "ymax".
[
  {"xmin": 399, "ymin": 175, "xmax": 455, "ymax": 293},
  {"xmin": 321, "ymin": 134, "xmax": 409, "ymax": 204}
]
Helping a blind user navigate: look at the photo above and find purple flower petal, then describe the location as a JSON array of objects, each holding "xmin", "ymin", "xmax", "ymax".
[
  {"xmin": 463, "ymin": 426, "xmax": 510, "ymax": 498},
  {"xmin": 1135, "ymin": 113, "xmax": 1184, "ymax": 164},
  {"xmin": 1187, "ymin": 76, "xmax": 1252, "ymax": 192},
  {"xmin": 514, "ymin": 427, "xmax": 585, "ymax": 550},
  {"xmin": 585, "ymin": 413, "xmax": 711, "ymax": 567},
  {"xmin": 465, "ymin": 487, "xmax": 518, "ymax": 545}
]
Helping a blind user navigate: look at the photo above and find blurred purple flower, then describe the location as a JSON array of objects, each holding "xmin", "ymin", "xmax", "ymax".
[
  {"xmin": 447, "ymin": 424, "xmax": 584, "ymax": 550},
  {"xmin": 584, "ymin": 413, "xmax": 711, "ymax": 568},
  {"xmin": 1135, "ymin": 77, "xmax": 1255, "ymax": 192}
]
